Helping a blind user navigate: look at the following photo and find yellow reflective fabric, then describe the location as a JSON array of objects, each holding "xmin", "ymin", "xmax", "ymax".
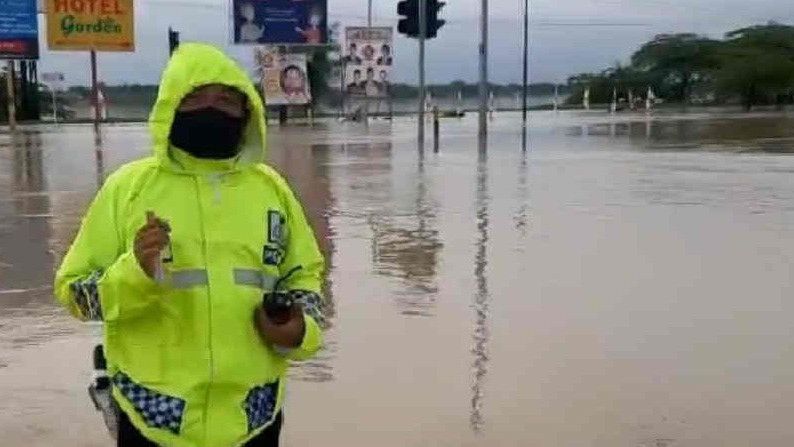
[{"xmin": 54, "ymin": 43, "xmax": 325, "ymax": 447}]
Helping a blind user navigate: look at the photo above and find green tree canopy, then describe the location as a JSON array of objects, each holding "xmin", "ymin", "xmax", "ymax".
[
  {"xmin": 715, "ymin": 23, "xmax": 794, "ymax": 110},
  {"xmin": 630, "ymin": 33, "xmax": 721, "ymax": 102}
]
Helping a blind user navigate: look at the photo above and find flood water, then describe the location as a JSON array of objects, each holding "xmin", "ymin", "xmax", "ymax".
[{"xmin": 2, "ymin": 110, "xmax": 794, "ymax": 446}]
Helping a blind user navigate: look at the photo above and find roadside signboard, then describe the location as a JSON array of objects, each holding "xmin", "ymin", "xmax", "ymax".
[
  {"xmin": 344, "ymin": 27, "xmax": 393, "ymax": 98},
  {"xmin": 0, "ymin": 0, "xmax": 40, "ymax": 59},
  {"xmin": 46, "ymin": 0, "xmax": 135, "ymax": 51},
  {"xmin": 232, "ymin": 0, "xmax": 327, "ymax": 45},
  {"xmin": 41, "ymin": 71, "xmax": 64, "ymax": 83},
  {"xmin": 255, "ymin": 47, "xmax": 311, "ymax": 105},
  {"xmin": 41, "ymin": 71, "xmax": 65, "ymax": 122}
]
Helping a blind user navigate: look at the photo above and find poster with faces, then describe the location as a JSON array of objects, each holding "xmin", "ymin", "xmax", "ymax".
[
  {"xmin": 344, "ymin": 27, "xmax": 393, "ymax": 98},
  {"xmin": 255, "ymin": 47, "xmax": 312, "ymax": 105}
]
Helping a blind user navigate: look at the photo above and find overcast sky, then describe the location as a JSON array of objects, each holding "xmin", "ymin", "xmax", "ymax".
[{"xmin": 35, "ymin": 0, "xmax": 793, "ymax": 86}]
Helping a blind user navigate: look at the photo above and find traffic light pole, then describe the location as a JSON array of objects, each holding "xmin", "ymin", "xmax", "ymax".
[
  {"xmin": 478, "ymin": 0, "xmax": 488, "ymax": 139},
  {"xmin": 418, "ymin": 0, "xmax": 426, "ymax": 147},
  {"xmin": 5, "ymin": 61, "xmax": 16, "ymax": 131},
  {"xmin": 91, "ymin": 50, "xmax": 102, "ymax": 144},
  {"xmin": 365, "ymin": 0, "xmax": 373, "ymax": 124},
  {"xmin": 522, "ymin": 0, "xmax": 529, "ymax": 141},
  {"xmin": 398, "ymin": 0, "xmax": 443, "ymax": 147}
]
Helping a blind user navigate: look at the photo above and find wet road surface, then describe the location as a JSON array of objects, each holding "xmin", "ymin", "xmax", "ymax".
[{"xmin": 1, "ymin": 110, "xmax": 794, "ymax": 446}]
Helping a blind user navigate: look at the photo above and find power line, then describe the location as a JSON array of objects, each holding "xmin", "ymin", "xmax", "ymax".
[
  {"xmin": 126, "ymin": 1, "xmax": 656, "ymax": 28},
  {"xmin": 331, "ymin": 14, "xmax": 651, "ymax": 27}
]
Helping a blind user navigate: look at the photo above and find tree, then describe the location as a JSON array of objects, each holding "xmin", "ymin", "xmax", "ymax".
[
  {"xmin": 714, "ymin": 23, "xmax": 794, "ymax": 110},
  {"xmin": 724, "ymin": 23, "xmax": 794, "ymax": 53},
  {"xmin": 307, "ymin": 48, "xmax": 331, "ymax": 107},
  {"xmin": 631, "ymin": 33, "xmax": 721, "ymax": 102},
  {"xmin": 566, "ymin": 64, "xmax": 656, "ymax": 106}
]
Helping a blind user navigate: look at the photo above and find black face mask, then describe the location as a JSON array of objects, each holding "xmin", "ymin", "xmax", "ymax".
[{"xmin": 169, "ymin": 108, "xmax": 246, "ymax": 160}]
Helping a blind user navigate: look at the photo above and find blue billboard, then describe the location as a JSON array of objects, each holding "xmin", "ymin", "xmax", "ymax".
[
  {"xmin": 0, "ymin": 0, "xmax": 39, "ymax": 59},
  {"xmin": 232, "ymin": 0, "xmax": 327, "ymax": 45}
]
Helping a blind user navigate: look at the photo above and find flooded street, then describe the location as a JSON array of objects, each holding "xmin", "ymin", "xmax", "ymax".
[{"xmin": 2, "ymin": 111, "xmax": 794, "ymax": 446}]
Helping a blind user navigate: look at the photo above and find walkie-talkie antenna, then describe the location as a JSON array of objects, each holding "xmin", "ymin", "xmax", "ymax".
[{"xmin": 271, "ymin": 265, "xmax": 303, "ymax": 293}]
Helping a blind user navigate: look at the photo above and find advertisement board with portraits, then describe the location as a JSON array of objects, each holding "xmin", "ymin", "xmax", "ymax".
[
  {"xmin": 344, "ymin": 27, "xmax": 393, "ymax": 98},
  {"xmin": 255, "ymin": 47, "xmax": 312, "ymax": 105}
]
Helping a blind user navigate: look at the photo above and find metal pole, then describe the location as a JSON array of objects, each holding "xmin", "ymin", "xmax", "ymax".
[
  {"xmin": 52, "ymin": 85, "xmax": 58, "ymax": 124},
  {"xmin": 363, "ymin": 2, "xmax": 372, "ymax": 125},
  {"xmin": 388, "ymin": 84, "xmax": 394, "ymax": 120},
  {"xmin": 90, "ymin": 50, "xmax": 101, "ymax": 137},
  {"xmin": 478, "ymin": 0, "xmax": 488, "ymax": 138},
  {"xmin": 418, "ymin": 0, "xmax": 427, "ymax": 146},
  {"xmin": 433, "ymin": 106, "xmax": 440, "ymax": 153},
  {"xmin": 5, "ymin": 60, "xmax": 16, "ymax": 131},
  {"xmin": 340, "ymin": 60, "xmax": 346, "ymax": 119},
  {"xmin": 521, "ymin": 0, "xmax": 529, "ymax": 132}
]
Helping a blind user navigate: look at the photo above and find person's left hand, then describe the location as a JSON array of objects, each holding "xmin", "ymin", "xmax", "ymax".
[{"xmin": 254, "ymin": 304, "xmax": 305, "ymax": 349}]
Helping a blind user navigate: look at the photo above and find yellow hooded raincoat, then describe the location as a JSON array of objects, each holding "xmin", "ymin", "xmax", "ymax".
[{"xmin": 54, "ymin": 43, "xmax": 325, "ymax": 447}]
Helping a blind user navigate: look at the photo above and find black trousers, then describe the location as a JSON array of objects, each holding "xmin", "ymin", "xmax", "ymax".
[{"xmin": 117, "ymin": 410, "xmax": 283, "ymax": 447}]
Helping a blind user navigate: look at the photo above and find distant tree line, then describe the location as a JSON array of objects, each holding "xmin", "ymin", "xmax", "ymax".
[
  {"xmin": 566, "ymin": 22, "xmax": 794, "ymax": 111},
  {"xmin": 389, "ymin": 81, "xmax": 569, "ymax": 99},
  {"xmin": 63, "ymin": 81, "xmax": 569, "ymax": 109}
]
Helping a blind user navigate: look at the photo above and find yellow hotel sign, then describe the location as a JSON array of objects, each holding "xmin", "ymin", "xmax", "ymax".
[{"xmin": 46, "ymin": 0, "xmax": 135, "ymax": 51}]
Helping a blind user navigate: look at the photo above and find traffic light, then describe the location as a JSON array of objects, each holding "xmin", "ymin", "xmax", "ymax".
[
  {"xmin": 426, "ymin": 0, "xmax": 446, "ymax": 39},
  {"xmin": 397, "ymin": 0, "xmax": 419, "ymax": 38},
  {"xmin": 397, "ymin": 0, "xmax": 446, "ymax": 39},
  {"xmin": 168, "ymin": 27, "xmax": 180, "ymax": 55}
]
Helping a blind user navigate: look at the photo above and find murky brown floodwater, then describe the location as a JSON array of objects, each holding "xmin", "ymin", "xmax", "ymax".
[{"xmin": 2, "ymin": 110, "xmax": 794, "ymax": 447}]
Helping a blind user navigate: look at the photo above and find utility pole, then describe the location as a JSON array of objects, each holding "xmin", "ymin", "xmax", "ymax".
[
  {"xmin": 5, "ymin": 61, "xmax": 16, "ymax": 131},
  {"xmin": 168, "ymin": 27, "xmax": 180, "ymax": 55},
  {"xmin": 398, "ymin": 0, "xmax": 444, "ymax": 147},
  {"xmin": 52, "ymin": 84, "xmax": 58, "ymax": 124},
  {"xmin": 90, "ymin": 50, "xmax": 101, "ymax": 142},
  {"xmin": 418, "ymin": 0, "xmax": 427, "ymax": 146},
  {"xmin": 478, "ymin": 0, "xmax": 488, "ymax": 138},
  {"xmin": 363, "ymin": 0, "xmax": 373, "ymax": 124},
  {"xmin": 521, "ymin": 0, "xmax": 529, "ymax": 136}
]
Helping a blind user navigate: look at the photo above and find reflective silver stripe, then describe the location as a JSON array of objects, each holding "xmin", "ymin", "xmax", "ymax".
[
  {"xmin": 169, "ymin": 269, "xmax": 209, "ymax": 289},
  {"xmin": 234, "ymin": 269, "xmax": 278, "ymax": 290}
]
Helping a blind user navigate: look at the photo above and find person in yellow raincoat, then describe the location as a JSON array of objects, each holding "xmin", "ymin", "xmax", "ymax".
[{"xmin": 54, "ymin": 43, "xmax": 326, "ymax": 447}]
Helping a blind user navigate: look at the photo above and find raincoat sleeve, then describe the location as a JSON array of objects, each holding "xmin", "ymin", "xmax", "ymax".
[
  {"xmin": 55, "ymin": 169, "xmax": 162, "ymax": 322},
  {"xmin": 279, "ymin": 184, "xmax": 326, "ymax": 361}
]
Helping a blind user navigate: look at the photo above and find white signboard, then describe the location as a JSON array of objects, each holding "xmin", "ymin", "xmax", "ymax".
[{"xmin": 41, "ymin": 72, "xmax": 65, "ymax": 83}]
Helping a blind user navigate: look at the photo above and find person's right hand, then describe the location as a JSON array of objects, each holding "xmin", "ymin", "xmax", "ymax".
[{"xmin": 134, "ymin": 211, "xmax": 170, "ymax": 279}]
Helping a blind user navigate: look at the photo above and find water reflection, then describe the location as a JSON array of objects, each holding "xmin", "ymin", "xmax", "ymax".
[
  {"xmin": 0, "ymin": 131, "xmax": 73, "ymax": 362},
  {"xmin": 3, "ymin": 116, "xmax": 794, "ymax": 446},
  {"xmin": 369, "ymin": 144, "xmax": 442, "ymax": 317},
  {"xmin": 94, "ymin": 139, "xmax": 106, "ymax": 187},
  {"xmin": 1, "ymin": 132, "xmax": 53, "ymax": 299},
  {"xmin": 514, "ymin": 154, "xmax": 529, "ymax": 239},
  {"xmin": 270, "ymin": 142, "xmax": 339, "ymax": 382},
  {"xmin": 470, "ymin": 146, "xmax": 490, "ymax": 433},
  {"xmin": 569, "ymin": 114, "xmax": 794, "ymax": 153}
]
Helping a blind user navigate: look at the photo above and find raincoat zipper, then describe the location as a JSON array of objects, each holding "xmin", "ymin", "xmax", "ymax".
[{"xmin": 194, "ymin": 174, "xmax": 214, "ymax": 444}]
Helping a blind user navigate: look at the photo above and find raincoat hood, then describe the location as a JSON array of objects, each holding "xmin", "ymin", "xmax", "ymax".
[{"xmin": 149, "ymin": 43, "xmax": 267, "ymax": 168}]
